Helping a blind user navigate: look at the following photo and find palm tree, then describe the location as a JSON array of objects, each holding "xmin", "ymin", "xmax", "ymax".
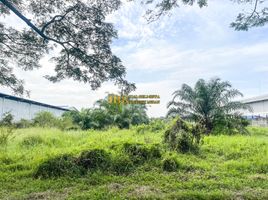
[
  {"xmin": 95, "ymin": 96, "xmax": 149, "ymax": 128},
  {"xmin": 167, "ymin": 78, "xmax": 251, "ymax": 134}
]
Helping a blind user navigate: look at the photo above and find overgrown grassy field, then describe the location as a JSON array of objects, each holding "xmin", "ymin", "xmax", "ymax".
[{"xmin": 0, "ymin": 127, "xmax": 268, "ymax": 199}]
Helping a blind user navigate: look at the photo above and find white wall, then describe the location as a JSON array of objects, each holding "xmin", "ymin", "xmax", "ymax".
[
  {"xmin": 0, "ymin": 97, "xmax": 66, "ymax": 121},
  {"xmin": 243, "ymin": 100, "xmax": 268, "ymax": 117}
]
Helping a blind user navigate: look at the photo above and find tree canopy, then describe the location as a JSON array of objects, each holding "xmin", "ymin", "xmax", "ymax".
[
  {"xmin": 144, "ymin": 0, "xmax": 268, "ymax": 31},
  {"xmin": 0, "ymin": 0, "xmax": 135, "ymax": 95}
]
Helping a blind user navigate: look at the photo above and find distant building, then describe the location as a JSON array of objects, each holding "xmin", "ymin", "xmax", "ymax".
[
  {"xmin": 0, "ymin": 92, "xmax": 70, "ymax": 121},
  {"xmin": 242, "ymin": 94, "xmax": 268, "ymax": 126}
]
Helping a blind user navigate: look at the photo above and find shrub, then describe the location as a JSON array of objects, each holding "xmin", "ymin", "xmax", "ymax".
[
  {"xmin": 162, "ymin": 156, "xmax": 180, "ymax": 172},
  {"xmin": 164, "ymin": 118, "xmax": 203, "ymax": 153},
  {"xmin": 135, "ymin": 124, "xmax": 149, "ymax": 134},
  {"xmin": 0, "ymin": 112, "xmax": 14, "ymax": 127},
  {"xmin": 56, "ymin": 116, "xmax": 79, "ymax": 131},
  {"xmin": 114, "ymin": 116, "xmax": 131, "ymax": 129},
  {"xmin": 34, "ymin": 154, "xmax": 84, "ymax": 178},
  {"xmin": 33, "ymin": 111, "xmax": 57, "ymax": 127},
  {"xmin": 14, "ymin": 119, "xmax": 33, "ymax": 129},
  {"xmin": 62, "ymin": 98, "xmax": 149, "ymax": 130},
  {"xmin": 123, "ymin": 143, "xmax": 162, "ymax": 164},
  {"xmin": 0, "ymin": 127, "xmax": 14, "ymax": 148},
  {"xmin": 111, "ymin": 154, "xmax": 134, "ymax": 174},
  {"xmin": 149, "ymin": 119, "xmax": 166, "ymax": 132},
  {"xmin": 77, "ymin": 149, "xmax": 112, "ymax": 170},
  {"xmin": 149, "ymin": 144, "xmax": 162, "ymax": 158},
  {"xmin": 134, "ymin": 120, "xmax": 166, "ymax": 134},
  {"xmin": 212, "ymin": 115, "xmax": 250, "ymax": 135},
  {"xmin": 20, "ymin": 135, "xmax": 45, "ymax": 147},
  {"xmin": 33, "ymin": 111, "xmax": 79, "ymax": 130},
  {"xmin": 62, "ymin": 110, "xmax": 82, "ymax": 125}
]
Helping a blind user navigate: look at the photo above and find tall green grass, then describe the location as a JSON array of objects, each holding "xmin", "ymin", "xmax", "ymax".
[{"xmin": 0, "ymin": 127, "xmax": 267, "ymax": 199}]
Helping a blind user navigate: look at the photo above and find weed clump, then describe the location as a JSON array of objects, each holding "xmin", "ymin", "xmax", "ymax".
[
  {"xmin": 134, "ymin": 119, "xmax": 166, "ymax": 134},
  {"xmin": 20, "ymin": 135, "xmax": 45, "ymax": 147},
  {"xmin": 77, "ymin": 149, "xmax": 111, "ymax": 170},
  {"xmin": 135, "ymin": 124, "xmax": 149, "ymax": 134},
  {"xmin": 149, "ymin": 119, "xmax": 166, "ymax": 132},
  {"xmin": 34, "ymin": 154, "xmax": 84, "ymax": 178},
  {"xmin": 0, "ymin": 127, "xmax": 14, "ymax": 148},
  {"xmin": 162, "ymin": 156, "xmax": 180, "ymax": 172},
  {"xmin": 123, "ymin": 143, "xmax": 161, "ymax": 164},
  {"xmin": 111, "ymin": 154, "xmax": 134, "ymax": 174},
  {"xmin": 164, "ymin": 118, "xmax": 202, "ymax": 153}
]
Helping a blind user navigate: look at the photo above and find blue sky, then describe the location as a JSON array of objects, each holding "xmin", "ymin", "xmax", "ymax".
[{"xmin": 1, "ymin": 0, "xmax": 268, "ymax": 117}]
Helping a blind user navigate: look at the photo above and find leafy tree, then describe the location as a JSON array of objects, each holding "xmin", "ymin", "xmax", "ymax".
[
  {"xmin": 167, "ymin": 78, "xmax": 251, "ymax": 134},
  {"xmin": 144, "ymin": 0, "xmax": 268, "ymax": 31},
  {"xmin": 0, "ymin": 0, "xmax": 135, "ymax": 95}
]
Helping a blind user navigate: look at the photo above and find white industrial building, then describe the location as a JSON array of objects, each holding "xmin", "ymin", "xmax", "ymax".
[
  {"xmin": 242, "ymin": 94, "xmax": 268, "ymax": 126},
  {"xmin": 0, "ymin": 92, "xmax": 69, "ymax": 121}
]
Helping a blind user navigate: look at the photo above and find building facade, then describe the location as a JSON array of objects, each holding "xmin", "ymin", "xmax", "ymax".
[
  {"xmin": 0, "ymin": 92, "xmax": 69, "ymax": 121},
  {"xmin": 242, "ymin": 94, "xmax": 268, "ymax": 126}
]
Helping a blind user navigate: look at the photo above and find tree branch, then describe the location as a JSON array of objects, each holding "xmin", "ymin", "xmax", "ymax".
[
  {"xmin": 0, "ymin": 0, "xmax": 47, "ymax": 39},
  {"xmin": 246, "ymin": 0, "xmax": 259, "ymax": 23},
  {"xmin": 0, "ymin": 0, "xmax": 76, "ymax": 54},
  {"xmin": 40, "ymin": 6, "xmax": 76, "ymax": 34}
]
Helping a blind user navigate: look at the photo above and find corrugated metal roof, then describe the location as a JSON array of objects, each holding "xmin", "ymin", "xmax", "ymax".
[
  {"xmin": 0, "ymin": 92, "xmax": 70, "ymax": 111},
  {"xmin": 242, "ymin": 94, "xmax": 268, "ymax": 104}
]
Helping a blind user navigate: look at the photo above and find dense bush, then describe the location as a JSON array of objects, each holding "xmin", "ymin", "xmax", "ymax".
[
  {"xmin": 56, "ymin": 116, "xmax": 79, "ymax": 131},
  {"xmin": 33, "ymin": 111, "xmax": 77, "ymax": 130},
  {"xmin": 212, "ymin": 115, "xmax": 250, "ymax": 135},
  {"xmin": 114, "ymin": 115, "xmax": 131, "ymax": 129},
  {"xmin": 64, "ymin": 108, "xmax": 113, "ymax": 130},
  {"xmin": 34, "ymin": 154, "xmax": 84, "ymax": 178},
  {"xmin": 34, "ymin": 145, "xmax": 163, "ymax": 178},
  {"xmin": 0, "ymin": 95, "xmax": 150, "ymax": 131},
  {"xmin": 64, "ymin": 97, "xmax": 149, "ymax": 130},
  {"xmin": 123, "ymin": 143, "xmax": 162, "ymax": 164},
  {"xmin": 164, "ymin": 118, "xmax": 203, "ymax": 153},
  {"xmin": 33, "ymin": 111, "xmax": 58, "ymax": 127},
  {"xmin": 14, "ymin": 119, "xmax": 33, "ymax": 129},
  {"xmin": 149, "ymin": 119, "xmax": 166, "ymax": 132},
  {"xmin": 111, "ymin": 154, "xmax": 134, "ymax": 174},
  {"xmin": 77, "ymin": 149, "xmax": 112, "ymax": 170},
  {"xmin": 162, "ymin": 156, "xmax": 180, "ymax": 172},
  {"xmin": 0, "ymin": 112, "xmax": 14, "ymax": 127},
  {"xmin": 134, "ymin": 124, "xmax": 150, "ymax": 134},
  {"xmin": 134, "ymin": 119, "xmax": 166, "ymax": 134}
]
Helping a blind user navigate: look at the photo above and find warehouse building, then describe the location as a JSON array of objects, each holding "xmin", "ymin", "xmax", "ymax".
[
  {"xmin": 242, "ymin": 94, "xmax": 268, "ymax": 126},
  {"xmin": 0, "ymin": 92, "xmax": 69, "ymax": 121}
]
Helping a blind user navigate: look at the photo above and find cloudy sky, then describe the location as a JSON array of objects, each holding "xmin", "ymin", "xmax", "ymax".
[{"xmin": 1, "ymin": 0, "xmax": 268, "ymax": 117}]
